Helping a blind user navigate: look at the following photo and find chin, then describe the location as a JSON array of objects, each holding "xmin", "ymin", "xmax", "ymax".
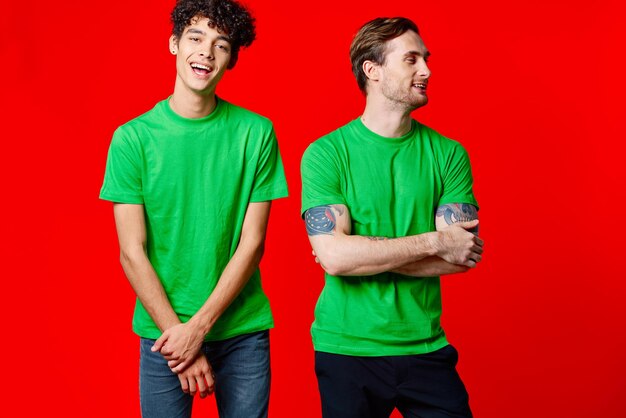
[{"xmin": 411, "ymin": 98, "xmax": 428, "ymax": 109}]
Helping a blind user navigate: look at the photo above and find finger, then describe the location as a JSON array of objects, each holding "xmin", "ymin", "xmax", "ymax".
[
  {"xmin": 466, "ymin": 259, "xmax": 477, "ymax": 268},
  {"xmin": 178, "ymin": 375, "xmax": 190, "ymax": 394},
  {"xmin": 188, "ymin": 376, "xmax": 197, "ymax": 397},
  {"xmin": 163, "ymin": 353, "xmax": 177, "ymax": 361},
  {"xmin": 159, "ymin": 343, "xmax": 175, "ymax": 356},
  {"xmin": 472, "ymin": 245, "xmax": 484, "ymax": 255},
  {"xmin": 151, "ymin": 334, "xmax": 167, "ymax": 352},
  {"xmin": 170, "ymin": 359, "xmax": 189, "ymax": 373},
  {"xmin": 470, "ymin": 254, "xmax": 482, "ymax": 264},
  {"xmin": 457, "ymin": 219, "xmax": 479, "ymax": 230},
  {"xmin": 196, "ymin": 375, "xmax": 208, "ymax": 398},
  {"xmin": 474, "ymin": 236, "xmax": 484, "ymax": 247},
  {"xmin": 168, "ymin": 358, "xmax": 182, "ymax": 369},
  {"xmin": 205, "ymin": 370, "xmax": 216, "ymax": 394}
]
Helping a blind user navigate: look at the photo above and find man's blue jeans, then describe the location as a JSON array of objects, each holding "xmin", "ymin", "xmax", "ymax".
[{"xmin": 139, "ymin": 330, "xmax": 270, "ymax": 418}]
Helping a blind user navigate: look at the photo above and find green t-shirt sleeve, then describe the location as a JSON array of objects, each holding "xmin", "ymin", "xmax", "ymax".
[
  {"xmin": 99, "ymin": 127, "xmax": 144, "ymax": 204},
  {"xmin": 437, "ymin": 142, "xmax": 479, "ymax": 209},
  {"xmin": 300, "ymin": 141, "xmax": 346, "ymax": 216},
  {"xmin": 249, "ymin": 127, "xmax": 289, "ymax": 202}
]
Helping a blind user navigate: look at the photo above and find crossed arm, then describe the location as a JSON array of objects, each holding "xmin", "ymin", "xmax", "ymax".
[
  {"xmin": 113, "ymin": 201, "xmax": 271, "ymax": 395},
  {"xmin": 304, "ymin": 203, "xmax": 482, "ymax": 277}
]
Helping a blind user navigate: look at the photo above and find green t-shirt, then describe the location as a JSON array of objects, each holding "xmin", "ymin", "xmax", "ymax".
[
  {"xmin": 301, "ymin": 118, "xmax": 478, "ymax": 356},
  {"xmin": 101, "ymin": 97, "xmax": 288, "ymax": 341}
]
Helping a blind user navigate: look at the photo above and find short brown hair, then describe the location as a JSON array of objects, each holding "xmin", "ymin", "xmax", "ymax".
[{"xmin": 350, "ymin": 17, "xmax": 420, "ymax": 93}]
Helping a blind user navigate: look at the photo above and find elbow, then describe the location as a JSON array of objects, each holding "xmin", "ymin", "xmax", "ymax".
[
  {"xmin": 253, "ymin": 242, "xmax": 265, "ymax": 264},
  {"xmin": 119, "ymin": 250, "xmax": 133, "ymax": 270},
  {"xmin": 317, "ymin": 253, "xmax": 351, "ymax": 276},
  {"xmin": 321, "ymin": 262, "xmax": 341, "ymax": 277},
  {"xmin": 311, "ymin": 237, "xmax": 357, "ymax": 276},
  {"xmin": 240, "ymin": 234, "xmax": 266, "ymax": 265},
  {"xmin": 119, "ymin": 245, "xmax": 145, "ymax": 270}
]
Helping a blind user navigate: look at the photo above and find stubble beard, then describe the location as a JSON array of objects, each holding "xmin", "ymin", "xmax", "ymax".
[{"xmin": 381, "ymin": 79, "xmax": 427, "ymax": 112}]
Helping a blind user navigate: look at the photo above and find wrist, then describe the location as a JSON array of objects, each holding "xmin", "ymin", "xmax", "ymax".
[
  {"xmin": 187, "ymin": 315, "xmax": 210, "ymax": 337},
  {"xmin": 425, "ymin": 231, "xmax": 442, "ymax": 257}
]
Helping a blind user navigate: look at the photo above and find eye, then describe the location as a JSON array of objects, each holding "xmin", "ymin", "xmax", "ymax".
[
  {"xmin": 406, "ymin": 58, "xmax": 416, "ymax": 64},
  {"xmin": 216, "ymin": 44, "xmax": 230, "ymax": 53},
  {"xmin": 189, "ymin": 37, "xmax": 200, "ymax": 42}
]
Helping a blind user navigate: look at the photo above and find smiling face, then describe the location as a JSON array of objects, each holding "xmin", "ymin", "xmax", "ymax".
[
  {"xmin": 373, "ymin": 30, "xmax": 431, "ymax": 110},
  {"xmin": 169, "ymin": 16, "xmax": 232, "ymax": 97}
]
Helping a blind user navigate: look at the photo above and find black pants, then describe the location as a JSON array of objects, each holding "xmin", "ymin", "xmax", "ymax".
[{"xmin": 315, "ymin": 345, "xmax": 472, "ymax": 418}]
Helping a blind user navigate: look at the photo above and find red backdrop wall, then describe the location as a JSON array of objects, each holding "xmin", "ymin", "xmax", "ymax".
[{"xmin": 2, "ymin": 0, "xmax": 625, "ymax": 416}]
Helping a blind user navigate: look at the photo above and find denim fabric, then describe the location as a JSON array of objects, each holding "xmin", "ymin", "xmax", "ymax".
[{"xmin": 140, "ymin": 330, "xmax": 270, "ymax": 418}]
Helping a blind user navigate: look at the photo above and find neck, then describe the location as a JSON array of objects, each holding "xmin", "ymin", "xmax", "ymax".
[
  {"xmin": 361, "ymin": 93, "xmax": 415, "ymax": 138},
  {"xmin": 169, "ymin": 79, "xmax": 217, "ymax": 119}
]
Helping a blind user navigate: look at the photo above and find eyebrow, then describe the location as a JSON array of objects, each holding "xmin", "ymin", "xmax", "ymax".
[
  {"xmin": 184, "ymin": 28, "xmax": 232, "ymax": 44},
  {"xmin": 185, "ymin": 28, "xmax": 206, "ymax": 36},
  {"xmin": 405, "ymin": 50, "xmax": 431, "ymax": 58},
  {"xmin": 216, "ymin": 35, "xmax": 232, "ymax": 44}
]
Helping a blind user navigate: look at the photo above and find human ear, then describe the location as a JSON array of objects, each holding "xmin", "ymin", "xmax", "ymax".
[
  {"xmin": 169, "ymin": 35, "xmax": 178, "ymax": 54},
  {"xmin": 362, "ymin": 60, "xmax": 380, "ymax": 82}
]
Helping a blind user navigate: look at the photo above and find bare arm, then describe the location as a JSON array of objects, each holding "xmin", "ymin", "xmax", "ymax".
[
  {"xmin": 114, "ymin": 203, "xmax": 181, "ymax": 331},
  {"xmin": 391, "ymin": 203, "xmax": 482, "ymax": 277},
  {"xmin": 305, "ymin": 204, "xmax": 482, "ymax": 277},
  {"xmin": 114, "ymin": 203, "xmax": 216, "ymax": 392},
  {"xmin": 152, "ymin": 201, "xmax": 272, "ymax": 372}
]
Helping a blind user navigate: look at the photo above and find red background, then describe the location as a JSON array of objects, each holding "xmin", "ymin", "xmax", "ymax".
[{"xmin": 2, "ymin": 0, "xmax": 625, "ymax": 416}]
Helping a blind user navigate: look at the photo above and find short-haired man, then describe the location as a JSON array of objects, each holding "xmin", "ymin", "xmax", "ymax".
[
  {"xmin": 301, "ymin": 17, "xmax": 482, "ymax": 418},
  {"xmin": 100, "ymin": 1, "xmax": 288, "ymax": 417}
]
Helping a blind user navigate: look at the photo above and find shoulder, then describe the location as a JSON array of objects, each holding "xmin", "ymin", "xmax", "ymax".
[
  {"xmin": 112, "ymin": 101, "xmax": 165, "ymax": 145},
  {"xmin": 220, "ymin": 100, "xmax": 274, "ymax": 131},
  {"xmin": 303, "ymin": 120, "xmax": 355, "ymax": 161},
  {"xmin": 416, "ymin": 122, "xmax": 461, "ymax": 147},
  {"xmin": 416, "ymin": 122, "xmax": 468, "ymax": 157}
]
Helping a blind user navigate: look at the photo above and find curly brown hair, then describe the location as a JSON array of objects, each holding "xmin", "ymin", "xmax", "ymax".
[{"xmin": 171, "ymin": 0, "xmax": 256, "ymax": 69}]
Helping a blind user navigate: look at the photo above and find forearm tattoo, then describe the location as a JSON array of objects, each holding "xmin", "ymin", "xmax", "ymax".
[
  {"xmin": 436, "ymin": 203, "xmax": 479, "ymax": 233},
  {"xmin": 305, "ymin": 205, "xmax": 344, "ymax": 236}
]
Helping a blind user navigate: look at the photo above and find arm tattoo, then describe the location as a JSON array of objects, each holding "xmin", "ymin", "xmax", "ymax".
[
  {"xmin": 366, "ymin": 236, "xmax": 388, "ymax": 241},
  {"xmin": 305, "ymin": 205, "xmax": 339, "ymax": 236},
  {"xmin": 436, "ymin": 203, "xmax": 479, "ymax": 233}
]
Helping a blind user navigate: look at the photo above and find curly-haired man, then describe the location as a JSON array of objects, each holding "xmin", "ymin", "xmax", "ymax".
[
  {"xmin": 100, "ymin": 1, "xmax": 287, "ymax": 416},
  {"xmin": 301, "ymin": 17, "xmax": 482, "ymax": 417}
]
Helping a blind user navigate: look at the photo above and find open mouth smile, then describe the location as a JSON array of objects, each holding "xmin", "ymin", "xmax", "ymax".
[{"xmin": 190, "ymin": 62, "xmax": 213, "ymax": 76}]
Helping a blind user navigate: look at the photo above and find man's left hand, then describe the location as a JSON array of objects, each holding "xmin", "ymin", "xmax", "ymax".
[{"xmin": 152, "ymin": 321, "xmax": 205, "ymax": 373}]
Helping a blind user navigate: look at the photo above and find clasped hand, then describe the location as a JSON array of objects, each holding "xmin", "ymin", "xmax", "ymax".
[{"xmin": 152, "ymin": 321, "xmax": 205, "ymax": 373}]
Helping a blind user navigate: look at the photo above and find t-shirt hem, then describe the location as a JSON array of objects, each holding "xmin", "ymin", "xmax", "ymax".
[
  {"xmin": 437, "ymin": 194, "xmax": 479, "ymax": 209},
  {"xmin": 133, "ymin": 320, "xmax": 274, "ymax": 342},
  {"xmin": 312, "ymin": 336, "xmax": 449, "ymax": 357},
  {"xmin": 249, "ymin": 187, "xmax": 289, "ymax": 203},
  {"xmin": 301, "ymin": 198, "xmax": 347, "ymax": 217},
  {"xmin": 99, "ymin": 191, "xmax": 144, "ymax": 204}
]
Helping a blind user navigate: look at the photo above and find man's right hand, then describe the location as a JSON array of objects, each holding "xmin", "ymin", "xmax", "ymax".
[
  {"xmin": 177, "ymin": 354, "xmax": 215, "ymax": 399},
  {"xmin": 436, "ymin": 220, "xmax": 484, "ymax": 267}
]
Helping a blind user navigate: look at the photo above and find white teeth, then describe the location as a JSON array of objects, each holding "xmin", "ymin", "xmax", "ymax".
[
  {"xmin": 191, "ymin": 63, "xmax": 211, "ymax": 70},
  {"xmin": 413, "ymin": 83, "xmax": 427, "ymax": 89}
]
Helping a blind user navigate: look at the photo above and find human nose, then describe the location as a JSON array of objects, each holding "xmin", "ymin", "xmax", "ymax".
[
  {"xmin": 198, "ymin": 45, "xmax": 214, "ymax": 60},
  {"xmin": 419, "ymin": 59, "xmax": 431, "ymax": 79},
  {"xmin": 419, "ymin": 61, "xmax": 431, "ymax": 80}
]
